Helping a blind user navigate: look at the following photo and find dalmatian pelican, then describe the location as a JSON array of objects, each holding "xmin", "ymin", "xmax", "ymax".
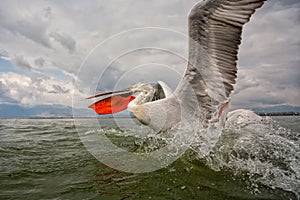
[{"xmin": 87, "ymin": 0, "xmax": 265, "ymax": 131}]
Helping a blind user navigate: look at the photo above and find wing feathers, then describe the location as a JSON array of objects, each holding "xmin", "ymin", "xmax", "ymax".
[{"xmin": 176, "ymin": 0, "xmax": 265, "ymax": 120}]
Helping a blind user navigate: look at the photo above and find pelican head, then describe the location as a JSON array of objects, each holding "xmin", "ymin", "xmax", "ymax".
[{"xmin": 87, "ymin": 81, "xmax": 171, "ymax": 115}]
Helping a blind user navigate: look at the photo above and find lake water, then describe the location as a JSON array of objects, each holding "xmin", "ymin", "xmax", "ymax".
[{"xmin": 0, "ymin": 116, "xmax": 299, "ymax": 199}]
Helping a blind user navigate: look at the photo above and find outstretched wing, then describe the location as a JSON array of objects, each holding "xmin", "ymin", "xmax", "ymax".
[{"xmin": 175, "ymin": 0, "xmax": 265, "ymax": 120}]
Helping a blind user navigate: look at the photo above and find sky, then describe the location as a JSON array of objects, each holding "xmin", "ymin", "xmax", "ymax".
[{"xmin": 0, "ymin": 0, "xmax": 299, "ymax": 110}]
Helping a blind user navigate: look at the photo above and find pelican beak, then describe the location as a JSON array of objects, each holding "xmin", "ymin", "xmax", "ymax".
[{"xmin": 87, "ymin": 88, "xmax": 135, "ymax": 115}]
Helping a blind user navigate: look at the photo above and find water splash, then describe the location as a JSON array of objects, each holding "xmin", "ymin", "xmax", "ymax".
[
  {"xmin": 87, "ymin": 112, "xmax": 299, "ymax": 197},
  {"xmin": 201, "ymin": 115, "xmax": 300, "ymax": 197}
]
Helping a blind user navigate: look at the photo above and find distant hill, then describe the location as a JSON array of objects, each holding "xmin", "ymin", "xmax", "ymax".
[
  {"xmin": 252, "ymin": 105, "xmax": 300, "ymax": 115},
  {"xmin": 0, "ymin": 103, "xmax": 94, "ymax": 118}
]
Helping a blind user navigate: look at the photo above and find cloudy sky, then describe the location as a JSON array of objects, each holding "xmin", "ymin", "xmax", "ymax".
[{"xmin": 0, "ymin": 0, "xmax": 299, "ymax": 111}]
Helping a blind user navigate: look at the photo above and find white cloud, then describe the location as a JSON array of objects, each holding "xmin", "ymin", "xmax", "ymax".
[
  {"xmin": 0, "ymin": 0, "xmax": 299, "ymax": 109},
  {"xmin": 49, "ymin": 32, "xmax": 76, "ymax": 53},
  {"xmin": 0, "ymin": 72, "xmax": 85, "ymax": 106},
  {"xmin": 12, "ymin": 55, "xmax": 33, "ymax": 71},
  {"xmin": 233, "ymin": 1, "xmax": 300, "ymax": 107}
]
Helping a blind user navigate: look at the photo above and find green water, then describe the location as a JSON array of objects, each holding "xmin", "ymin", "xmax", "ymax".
[{"xmin": 0, "ymin": 117, "xmax": 298, "ymax": 199}]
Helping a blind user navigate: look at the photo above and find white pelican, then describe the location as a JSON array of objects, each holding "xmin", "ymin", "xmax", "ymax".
[{"xmin": 87, "ymin": 0, "xmax": 266, "ymax": 131}]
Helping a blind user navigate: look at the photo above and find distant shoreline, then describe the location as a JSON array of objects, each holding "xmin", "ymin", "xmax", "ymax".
[
  {"xmin": 0, "ymin": 116, "xmax": 132, "ymax": 119},
  {"xmin": 255, "ymin": 112, "xmax": 300, "ymax": 116},
  {"xmin": 0, "ymin": 112, "xmax": 299, "ymax": 119}
]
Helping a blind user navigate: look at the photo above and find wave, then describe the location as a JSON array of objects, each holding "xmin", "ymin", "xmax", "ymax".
[{"xmin": 92, "ymin": 114, "xmax": 299, "ymax": 197}]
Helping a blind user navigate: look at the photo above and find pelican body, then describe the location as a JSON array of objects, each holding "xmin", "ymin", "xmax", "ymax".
[{"xmin": 87, "ymin": 0, "xmax": 266, "ymax": 132}]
